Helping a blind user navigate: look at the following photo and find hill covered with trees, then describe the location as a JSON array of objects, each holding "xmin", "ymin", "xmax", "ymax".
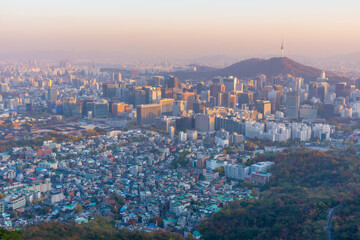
[
  {"xmin": 198, "ymin": 149, "xmax": 360, "ymax": 239},
  {"xmin": 332, "ymin": 195, "xmax": 360, "ymax": 240},
  {"xmin": 1, "ymin": 217, "xmax": 184, "ymax": 240}
]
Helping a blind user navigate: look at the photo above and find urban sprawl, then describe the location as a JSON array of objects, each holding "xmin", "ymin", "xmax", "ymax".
[{"xmin": 0, "ymin": 61, "xmax": 359, "ymax": 238}]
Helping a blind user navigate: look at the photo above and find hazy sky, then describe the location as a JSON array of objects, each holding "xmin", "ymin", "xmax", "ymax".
[{"xmin": 1, "ymin": 0, "xmax": 360, "ymax": 59}]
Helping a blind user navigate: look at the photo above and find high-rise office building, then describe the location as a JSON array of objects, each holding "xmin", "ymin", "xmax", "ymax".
[
  {"xmin": 317, "ymin": 82, "xmax": 328, "ymax": 102},
  {"xmin": 218, "ymin": 92, "xmax": 236, "ymax": 108},
  {"xmin": 146, "ymin": 87, "xmax": 162, "ymax": 104},
  {"xmin": 193, "ymin": 100, "xmax": 205, "ymax": 113},
  {"xmin": 228, "ymin": 94, "xmax": 236, "ymax": 108},
  {"xmin": 134, "ymin": 88, "xmax": 147, "ymax": 106},
  {"xmin": 321, "ymin": 104, "xmax": 335, "ymax": 119},
  {"xmin": 161, "ymin": 88, "xmax": 175, "ymax": 99},
  {"xmin": 196, "ymin": 82, "xmax": 206, "ymax": 93},
  {"xmin": 299, "ymin": 105, "xmax": 318, "ymax": 119},
  {"xmin": 82, "ymin": 97, "xmax": 96, "ymax": 116},
  {"xmin": 112, "ymin": 103, "xmax": 132, "ymax": 117},
  {"xmin": 160, "ymin": 98, "xmax": 174, "ymax": 115},
  {"xmin": 210, "ymin": 83, "xmax": 225, "ymax": 98},
  {"xmin": 285, "ymin": 92, "xmax": 300, "ymax": 119},
  {"xmin": 149, "ymin": 76, "xmax": 164, "ymax": 87},
  {"xmin": 344, "ymin": 85, "xmax": 355, "ymax": 98},
  {"xmin": 223, "ymin": 76, "xmax": 238, "ymax": 92},
  {"xmin": 256, "ymin": 100, "xmax": 271, "ymax": 116},
  {"xmin": 238, "ymin": 92, "xmax": 254, "ymax": 106},
  {"xmin": 94, "ymin": 100, "xmax": 109, "ymax": 118},
  {"xmin": 335, "ymin": 82, "xmax": 347, "ymax": 98},
  {"xmin": 103, "ymin": 84, "xmax": 117, "ymax": 98},
  {"xmin": 182, "ymin": 92, "xmax": 196, "ymax": 110},
  {"xmin": 176, "ymin": 116, "xmax": 195, "ymax": 131},
  {"xmin": 155, "ymin": 116, "xmax": 176, "ymax": 132},
  {"xmin": 200, "ymin": 90, "xmax": 210, "ymax": 102},
  {"xmin": 136, "ymin": 104, "xmax": 162, "ymax": 125},
  {"xmin": 256, "ymin": 75, "xmax": 266, "ymax": 91},
  {"xmin": 309, "ymin": 82, "xmax": 318, "ymax": 99},
  {"xmin": 356, "ymin": 78, "xmax": 360, "ymax": 90},
  {"xmin": 112, "ymin": 72, "xmax": 122, "ymax": 82},
  {"xmin": 173, "ymin": 100, "xmax": 187, "ymax": 116},
  {"xmin": 164, "ymin": 76, "xmax": 179, "ymax": 89},
  {"xmin": 195, "ymin": 114, "xmax": 215, "ymax": 131},
  {"xmin": 48, "ymin": 87, "xmax": 58, "ymax": 102},
  {"xmin": 63, "ymin": 97, "xmax": 78, "ymax": 117},
  {"xmin": 217, "ymin": 92, "xmax": 225, "ymax": 107}
]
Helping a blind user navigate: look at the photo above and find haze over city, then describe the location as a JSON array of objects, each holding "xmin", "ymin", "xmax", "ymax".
[
  {"xmin": 1, "ymin": 0, "xmax": 360, "ymax": 61},
  {"xmin": 2, "ymin": 1, "xmax": 360, "ymax": 240}
]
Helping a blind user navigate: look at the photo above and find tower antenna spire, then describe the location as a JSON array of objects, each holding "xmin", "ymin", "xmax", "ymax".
[{"xmin": 281, "ymin": 39, "xmax": 284, "ymax": 57}]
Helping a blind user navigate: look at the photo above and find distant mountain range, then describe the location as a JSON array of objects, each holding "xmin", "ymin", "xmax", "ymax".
[{"xmin": 173, "ymin": 57, "xmax": 351, "ymax": 83}]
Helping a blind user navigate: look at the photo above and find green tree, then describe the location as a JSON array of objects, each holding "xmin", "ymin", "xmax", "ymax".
[
  {"xmin": 214, "ymin": 166, "xmax": 225, "ymax": 177},
  {"xmin": 75, "ymin": 204, "xmax": 83, "ymax": 213},
  {"xmin": 0, "ymin": 228, "xmax": 22, "ymax": 240}
]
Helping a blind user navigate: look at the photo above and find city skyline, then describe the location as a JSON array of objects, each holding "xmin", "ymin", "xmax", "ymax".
[
  {"xmin": 1, "ymin": 0, "xmax": 360, "ymax": 60},
  {"xmin": 2, "ymin": 1, "xmax": 360, "ymax": 239}
]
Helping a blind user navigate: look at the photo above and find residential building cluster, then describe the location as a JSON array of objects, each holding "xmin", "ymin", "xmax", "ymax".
[{"xmin": 0, "ymin": 128, "xmax": 266, "ymax": 237}]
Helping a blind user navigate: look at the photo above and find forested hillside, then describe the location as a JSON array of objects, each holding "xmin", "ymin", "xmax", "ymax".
[
  {"xmin": 1, "ymin": 217, "xmax": 184, "ymax": 240},
  {"xmin": 199, "ymin": 149, "xmax": 360, "ymax": 239}
]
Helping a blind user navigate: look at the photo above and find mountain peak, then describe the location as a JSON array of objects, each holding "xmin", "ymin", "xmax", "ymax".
[{"xmin": 173, "ymin": 57, "xmax": 350, "ymax": 83}]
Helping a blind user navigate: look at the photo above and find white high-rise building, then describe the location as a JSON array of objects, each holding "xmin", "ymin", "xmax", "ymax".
[
  {"xmin": 263, "ymin": 122, "xmax": 291, "ymax": 142},
  {"xmin": 245, "ymin": 121, "xmax": 265, "ymax": 139},
  {"xmin": 179, "ymin": 131, "xmax": 187, "ymax": 141},
  {"xmin": 290, "ymin": 123, "xmax": 312, "ymax": 141},
  {"xmin": 246, "ymin": 121, "xmax": 313, "ymax": 142},
  {"xmin": 313, "ymin": 124, "xmax": 332, "ymax": 140},
  {"xmin": 224, "ymin": 164, "xmax": 250, "ymax": 180}
]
